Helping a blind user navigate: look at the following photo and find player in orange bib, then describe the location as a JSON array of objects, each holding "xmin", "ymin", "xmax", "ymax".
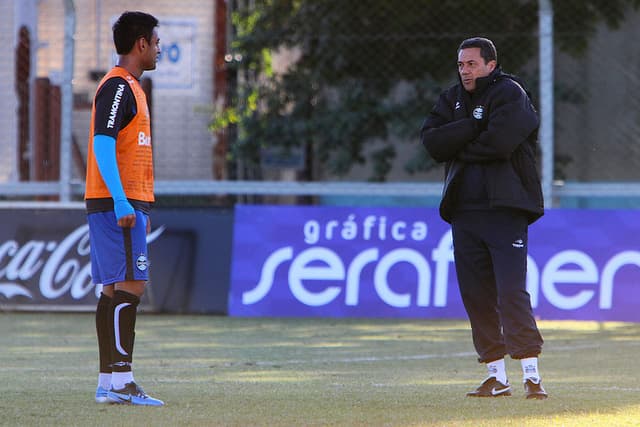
[{"xmin": 85, "ymin": 11, "xmax": 163, "ymax": 406}]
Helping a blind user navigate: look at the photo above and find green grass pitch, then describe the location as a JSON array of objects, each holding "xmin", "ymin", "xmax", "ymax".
[{"xmin": 1, "ymin": 312, "xmax": 639, "ymax": 426}]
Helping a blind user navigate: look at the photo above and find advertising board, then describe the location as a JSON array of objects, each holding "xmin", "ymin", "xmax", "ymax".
[
  {"xmin": 229, "ymin": 205, "xmax": 640, "ymax": 321},
  {"xmin": 0, "ymin": 207, "xmax": 232, "ymax": 313}
]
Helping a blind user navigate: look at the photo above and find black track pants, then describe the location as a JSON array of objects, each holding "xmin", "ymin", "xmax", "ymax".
[{"xmin": 451, "ymin": 209, "xmax": 543, "ymax": 363}]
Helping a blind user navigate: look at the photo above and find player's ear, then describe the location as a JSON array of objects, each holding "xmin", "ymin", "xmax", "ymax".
[{"xmin": 136, "ymin": 36, "xmax": 147, "ymax": 52}]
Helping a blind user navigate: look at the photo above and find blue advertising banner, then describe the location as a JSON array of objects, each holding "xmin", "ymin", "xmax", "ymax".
[{"xmin": 229, "ymin": 205, "xmax": 640, "ymax": 322}]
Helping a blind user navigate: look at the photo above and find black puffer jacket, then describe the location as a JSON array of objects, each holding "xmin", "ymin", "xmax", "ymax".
[{"xmin": 420, "ymin": 67, "xmax": 544, "ymax": 224}]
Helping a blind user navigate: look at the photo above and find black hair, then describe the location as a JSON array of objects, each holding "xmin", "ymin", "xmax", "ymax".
[
  {"xmin": 458, "ymin": 37, "xmax": 497, "ymax": 64},
  {"xmin": 112, "ymin": 11, "xmax": 159, "ymax": 55}
]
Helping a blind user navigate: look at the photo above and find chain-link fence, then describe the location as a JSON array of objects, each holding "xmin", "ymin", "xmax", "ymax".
[
  {"xmin": 220, "ymin": 0, "xmax": 542, "ymax": 184},
  {"xmin": 553, "ymin": 4, "xmax": 640, "ymax": 183},
  {"xmin": 15, "ymin": 0, "xmax": 219, "ymax": 185},
  {"xmin": 2, "ymin": 0, "xmax": 640, "ymax": 206},
  {"xmin": 221, "ymin": 0, "xmax": 640, "ymax": 187}
]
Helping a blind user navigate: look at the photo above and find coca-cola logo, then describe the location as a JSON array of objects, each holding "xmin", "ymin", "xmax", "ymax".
[{"xmin": 0, "ymin": 224, "xmax": 165, "ymax": 302}]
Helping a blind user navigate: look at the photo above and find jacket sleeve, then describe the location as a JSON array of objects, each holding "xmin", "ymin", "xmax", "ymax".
[
  {"xmin": 420, "ymin": 91, "xmax": 479, "ymax": 163},
  {"xmin": 457, "ymin": 81, "xmax": 539, "ymax": 163}
]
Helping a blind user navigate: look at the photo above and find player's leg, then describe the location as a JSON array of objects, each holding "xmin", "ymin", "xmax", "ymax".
[
  {"xmin": 109, "ymin": 279, "xmax": 144, "ymax": 392},
  {"xmin": 88, "ymin": 214, "xmax": 114, "ymax": 403},
  {"xmin": 488, "ymin": 209, "xmax": 547, "ymax": 399},
  {"xmin": 451, "ymin": 211, "xmax": 511, "ymax": 397},
  {"xmin": 452, "ymin": 212, "xmax": 506, "ymax": 362},
  {"xmin": 103, "ymin": 211, "xmax": 163, "ymax": 406},
  {"xmin": 95, "ymin": 286, "xmax": 113, "ymax": 403}
]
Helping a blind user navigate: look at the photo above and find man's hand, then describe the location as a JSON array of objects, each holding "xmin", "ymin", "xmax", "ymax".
[
  {"xmin": 114, "ymin": 199, "xmax": 136, "ymax": 228},
  {"xmin": 117, "ymin": 214, "xmax": 136, "ymax": 228}
]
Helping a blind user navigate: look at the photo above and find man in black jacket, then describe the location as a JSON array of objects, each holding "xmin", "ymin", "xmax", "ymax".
[{"xmin": 420, "ymin": 37, "xmax": 547, "ymax": 399}]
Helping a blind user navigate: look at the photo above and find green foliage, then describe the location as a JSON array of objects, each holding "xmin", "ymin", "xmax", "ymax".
[
  {"xmin": 553, "ymin": 0, "xmax": 640, "ymax": 55},
  {"xmin": 211, "ymin": 0, "xmax": 639, "ymax": 181}
]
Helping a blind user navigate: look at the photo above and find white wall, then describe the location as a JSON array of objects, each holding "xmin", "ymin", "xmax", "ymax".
[
  {"xmin": 0, "ymin": 1, "xmax": 15, "ymax": 182},
  {"xmin": 37, "ymin": 0, "xmax": 217, "ymax": 180}
]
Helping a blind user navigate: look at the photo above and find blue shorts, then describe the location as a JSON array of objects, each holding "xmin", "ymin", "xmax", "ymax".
[{"xmin": 88, "ymin": 210, "xmax": 150, "ymax": 286}]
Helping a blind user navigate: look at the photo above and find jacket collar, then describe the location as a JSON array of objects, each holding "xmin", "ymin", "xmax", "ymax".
[{"xmin": 460, "ymin": 66, "xmax": 502, "ymax": 97}]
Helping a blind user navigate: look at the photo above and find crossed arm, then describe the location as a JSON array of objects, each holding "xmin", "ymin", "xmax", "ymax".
[{"xmin": 420, "ymin": 83, "xmax": 538, "ymax": 164}]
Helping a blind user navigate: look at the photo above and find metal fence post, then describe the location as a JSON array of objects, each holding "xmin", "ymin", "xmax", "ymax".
[
  {"xmin": 60, "ymin": 0, "xmax": 75, "ymax": 201},
  {"xmin": 538, "ymin": 0, "xmax": 554, "ymax": 208}
]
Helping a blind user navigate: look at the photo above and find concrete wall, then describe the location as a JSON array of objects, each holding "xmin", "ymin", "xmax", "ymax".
[
  {"xmin": 36, "ymin": 0, "xmax": 217, "ymax": 180},
  {"xmin": 0, "ymin": 1, "xmax": 38, "ymax": 182},
  {"xmin": 0, "ymin": 1, "xmax": 16, "ymax": 182},
  {"xmin": 554, "ymin": 9, "xmax": 640, "ymax": 182},
  {"xmin": 2, "ymin": 1, "xmax": 640, "ymax": 187}
]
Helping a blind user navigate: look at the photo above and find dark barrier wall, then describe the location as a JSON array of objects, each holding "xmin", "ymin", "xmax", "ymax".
[
  {"xmin": 0, "ymin": 207, "xmax": 233, "ymax": 313},
  {"xmin": 152, "ymin": 208, "xmax": 234, "ymax": 313}
]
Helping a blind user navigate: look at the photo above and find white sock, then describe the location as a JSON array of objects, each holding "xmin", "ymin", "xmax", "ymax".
[
  {"xmin": 111, "ymin": 371, "xmax": 134, "ymax": 390},
  {"xmin": 98, "ymin": 373, "xmax": 111, "ymax": 390},
  {"xmin": 486, "ymin": 358, "xmax": 507, "ymax": 385},
  {"xmin": 521, "ymin": 357, "xmax": 540, "ymax": 382}
]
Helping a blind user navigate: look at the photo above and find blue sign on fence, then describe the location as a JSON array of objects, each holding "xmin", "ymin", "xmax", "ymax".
[
  {"xmin": 228, "ymin": 205, "xmax": 640, "ymax": 321},
  {"xmin": 153, "ymin": 19, "xmax": 196, "ymax": 89}
]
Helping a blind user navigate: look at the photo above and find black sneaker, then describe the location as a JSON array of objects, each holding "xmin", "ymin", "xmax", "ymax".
[
  {"xmin": 107, "ymin": 382, "xmax": 165, "ymax": 406},
  {"xmin": 524, "ymin": 378, "xmax": 548, "ymax": 400},
  {"xmin": 466, "ymin": 377, "xmax": 512, "ymax": 397}
]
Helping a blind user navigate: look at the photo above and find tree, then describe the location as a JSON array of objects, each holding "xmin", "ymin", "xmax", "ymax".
[{"xmin": 212, "ymin": 0, "xmax": 640, "ymax": 182}]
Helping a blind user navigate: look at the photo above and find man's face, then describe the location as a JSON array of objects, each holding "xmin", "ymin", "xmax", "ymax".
[
  {"xmin": 143, "ymin": 29, "xmax": 161, "ymax": 71},
  {"xmin": 457, "ymin": 47, "xmax": 496, "ymax": 92}
]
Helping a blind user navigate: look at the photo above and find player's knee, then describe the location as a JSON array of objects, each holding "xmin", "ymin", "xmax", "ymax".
[
  {"xmin": 114, "ymin": 280, "xmax": 146, "ymax": 297},
  {"xmin": 101, "ymin": 284, "xmax": 115, "ymax": 298}
]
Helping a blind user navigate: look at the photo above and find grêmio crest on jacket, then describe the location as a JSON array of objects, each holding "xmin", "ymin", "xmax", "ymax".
[{"xmin": 472, "ymin": 106, "xmax": 484, "ymax": 120}]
